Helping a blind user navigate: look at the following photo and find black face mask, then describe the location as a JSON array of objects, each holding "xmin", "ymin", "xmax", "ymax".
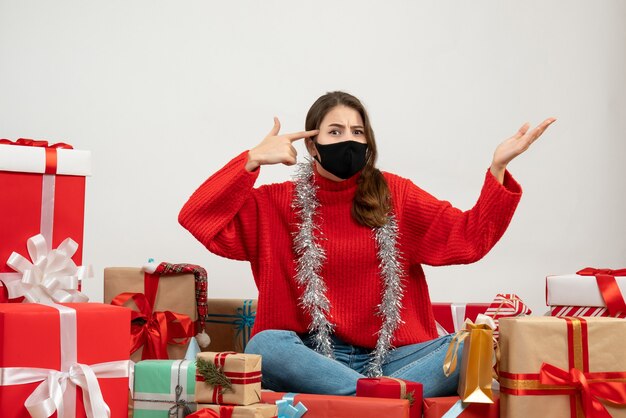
[{"xmin": 313, "ymin": 140, "xmax": 368, "ymax": 180}]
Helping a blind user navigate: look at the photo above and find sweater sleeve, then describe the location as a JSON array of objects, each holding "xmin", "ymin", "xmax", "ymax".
[
  {"xmin": 178, "ymin": 151, "xmax": 260, "ymax": 261},
  {"xmin": 403, "ymin": 168, "xmax": 522, "ymax": 266}
]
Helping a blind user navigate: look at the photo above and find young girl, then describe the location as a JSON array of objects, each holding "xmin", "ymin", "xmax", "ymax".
[{"xmin": 179, "ymin": 91, "xmax": 555, "ymax": 397}]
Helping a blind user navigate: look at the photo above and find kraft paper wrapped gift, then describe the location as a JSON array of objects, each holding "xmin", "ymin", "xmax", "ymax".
[
  {"xmin": 547, "ymin": 268, "xmax": 626, "ymax": 317},
  {"xmin": 499, "ymin": 316, "xmax": 626, "ymax": 418},
  {"xmin": 204, "ymin": 299, "xmax": 257, "ymax": 353},
  {"xmin": 195, "ymin": 352, "xmax": 262, "ymax": 406},
  {"xmin": 0, "ymin": 138, "xmax": 91, "ymax": 300},
  {"xmin": 104, "ymin": 265, "xmax": 198, "ymax": 361},
  {"xmin": 132, "ymin": 359, "xmax": 197, "ymax": 418},
  {"xmin": 196, "ymin": 404, "xmax": 277, "ymax": 418},
  {"xmin": 261, "ymin": 391, "xmax": 410, "ymax": 418},
  {"xmin": 356, "ymin": 377, "xmax": 423, "ymax": 418},
  {"xmin": 422, "ymin": 394, "xmax": 500, "ymax": 418},
  {"xmin": 0, "ymin": 303, "xmax": 131, "ymax": 418}
]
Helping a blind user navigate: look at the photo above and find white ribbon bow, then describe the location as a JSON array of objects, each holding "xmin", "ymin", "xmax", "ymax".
[
  {"xmin": 5, "ymin": 234, "xmax": 91, "ymax": 304},
  {"xmin": 1, "ymin": 361, "xmax": 131, "ymax": 418}
]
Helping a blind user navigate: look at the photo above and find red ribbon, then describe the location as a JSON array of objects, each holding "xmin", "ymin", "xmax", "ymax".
[
  {"xmin": 539, "ymin": 363, "xmax": 626, "ymax": 418},
  {"xmin": 111, "ymin": 284, "xmax": 193, "ymax": 359},
  {"xmin": 0, "ymin": 138, "xmax": 73, "ymax": 175},
  {"xmin": 577, "ymin": 268, "xmax": 626, "ymax": 316},
  {"xmin": 187, "ymin": 409, "xmax": 220, "ymax": 418}
]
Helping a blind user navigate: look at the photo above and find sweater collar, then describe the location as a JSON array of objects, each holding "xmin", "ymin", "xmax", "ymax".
[{"xmin": 312, "ymin": 162, "xmax": 360, "ymax": 192}]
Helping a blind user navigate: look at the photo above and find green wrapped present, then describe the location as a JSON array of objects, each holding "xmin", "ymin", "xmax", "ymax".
[{"xmin": 133, "ymin": 359, "xmax": 197, "ymax": 418}]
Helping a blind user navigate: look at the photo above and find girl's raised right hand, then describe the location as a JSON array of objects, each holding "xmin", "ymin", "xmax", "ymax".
[{"xmin": 245, "ymin": 117, "xmax": 319, "ymax": 172}]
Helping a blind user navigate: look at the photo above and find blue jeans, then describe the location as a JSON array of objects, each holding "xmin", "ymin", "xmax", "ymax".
[{"xmin": 244, "ymin": 330, "xmax": 461, "ymax": 398}]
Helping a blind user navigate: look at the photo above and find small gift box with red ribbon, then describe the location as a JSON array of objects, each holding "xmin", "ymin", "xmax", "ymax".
[
  {"xmin": 0, "ymin": 303, "xmax": 131, "ymax": 417},
  {"xmin": 0, "ymin": 138, "xmax": 91, "ymax": 301},
  {"xmin": 105, "ymin": 262, "xmax": 207, "ymax": 362},
  {"xmin": 261, "ymin": 391, "xmax": 410, "ymax": 418},
  {"xmin": 422, "ymin": 394, "xmax": 500, "ymax": 418},
  {"xmin": 547, "ymin": 268, "xmax": 626, "ymax": 318},
  {"xmin": 356, "ymin": 377, "xmax": 423, "ymax": 418},
  {"xmin": 499, "ymin": 316, "xmax": 626, "ymax": 418},
  {"xmin": 195, "ymin": 352, "xmax": 262, "ymax": 406},
  {"xmin": 195, "ymin": 403, "xmax": 277, "ymax": 418}
]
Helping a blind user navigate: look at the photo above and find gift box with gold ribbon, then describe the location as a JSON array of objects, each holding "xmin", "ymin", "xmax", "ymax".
[
  {"xmin": 444, "ymin": 315, "xmax": 497, "ymax": 404},
  {"xmin": 499, "ymin": 316, "xmax": 626, "ymax": 418},
  {"xmin": 195, "ymin": 352, "xmax": 262, "ymax": 406},
  {"xmin": 195, "ymin": 403, "xmax": 277, "ymax": 418}
]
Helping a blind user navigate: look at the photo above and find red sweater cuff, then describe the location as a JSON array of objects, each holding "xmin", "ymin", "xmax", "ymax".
[{"xmin": 485, "ymin": 167, "xmax": 522, "ymax": 196}]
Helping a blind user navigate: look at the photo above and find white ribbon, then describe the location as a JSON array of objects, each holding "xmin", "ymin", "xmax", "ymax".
[
  {"xmin": 0, "ymin": 304, "xmax": 131, "ymax": 418},
  {"xmin": 4, "ymin": 234, "xmax": 91, "ymax": 304}
]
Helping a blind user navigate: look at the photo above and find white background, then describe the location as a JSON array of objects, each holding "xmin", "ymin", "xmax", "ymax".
[{"xmin": 1, "ymin": 1, "xmax": 625, "ymax": 315}]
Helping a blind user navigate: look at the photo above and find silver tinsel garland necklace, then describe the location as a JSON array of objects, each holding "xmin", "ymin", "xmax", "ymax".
[{"xmin": 292, "ymin": 159, "xmax": 406, "ymax": 377}]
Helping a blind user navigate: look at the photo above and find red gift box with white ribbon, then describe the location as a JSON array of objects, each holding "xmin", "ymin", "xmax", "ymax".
[
  {"xmin": 0, "ymin": 303, "xmax": 131, "ymax": 417},
  {"xmin": 0, "ymin": 139, "xmax": 91, "ymax": 300}
]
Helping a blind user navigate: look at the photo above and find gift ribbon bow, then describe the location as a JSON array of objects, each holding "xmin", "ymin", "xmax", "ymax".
[
  {"xmin": 500, "ymin": 317, "xmax": 626, "ymax": 418},
  {"xmin": 576, "ymin": 268, "xmax": 626, "ymax": 316},
  {"xmin": 5, "ymin": 234, "xmax": 91, "ymax": 304},
  {"xmin": 539, "ymin": 362, "xmax": 626, "ymax": 418},
  {"xmin": 276, "ymin": 393, "xmax": 308, "ymax": 418},
  {"xmin": 111, "ymin": 292, "xmax": 194, "ymax": 359},
  {"xmin": 0, "ymin": 138, "xmax": 73, "ymax": 174},
  {"xmin": 443, "ymin": 314, "xmax": 497, "ymax": 377}
]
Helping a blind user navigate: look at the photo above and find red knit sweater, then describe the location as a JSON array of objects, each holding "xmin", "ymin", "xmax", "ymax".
[{"xmin": 179, "ymin": 151, "xmax": 522, "ymax": 349}]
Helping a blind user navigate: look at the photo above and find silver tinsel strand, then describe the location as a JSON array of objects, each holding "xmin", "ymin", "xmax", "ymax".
[
  {"xmin": 364, "ymin": 215, "xmax": 406, "ymax": 377},
  {"xmin": 292, "ymin": 159, "xmax": 335, "ymax": 358},
  {"xmin": 291, "ymin": 159, "xmax": 406, "ymax": 372}
]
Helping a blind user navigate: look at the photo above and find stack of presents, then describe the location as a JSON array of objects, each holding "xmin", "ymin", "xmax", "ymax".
[{"xmin": 1, "ymin": 138, "xmax": 625, "ymax": 417}]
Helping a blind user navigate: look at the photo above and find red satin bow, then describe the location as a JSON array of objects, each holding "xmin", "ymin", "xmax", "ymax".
[
  {"xmin": 0, "ymin": 138, "xmax": 73, "ymax": 149},
  {"xmin": 577, "ymin": 268, "xmax": 626, "ymax": 316},
  {"xmin": 111, "ymin": 292, "xmax": 194, "ymax": 359},
  {"xmin": 186, "ymin": 409, "xmax": 220, "ymax": 418},
  {"xmin": 539, "ymin": 362, "xmax": 626, "ymax": 418}
]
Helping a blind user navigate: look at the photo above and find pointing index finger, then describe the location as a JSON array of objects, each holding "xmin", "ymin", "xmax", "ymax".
[{"xmin": 287, "ymin": 129, "xmax": 320, "ymax": 142}]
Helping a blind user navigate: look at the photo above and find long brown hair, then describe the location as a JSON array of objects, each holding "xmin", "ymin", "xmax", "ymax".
[{"xmin": 305, "ymin": 91, "xmax": 391, "ymax": 228}]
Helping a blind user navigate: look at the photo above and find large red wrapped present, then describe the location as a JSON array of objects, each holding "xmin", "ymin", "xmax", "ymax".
[
  {"xmin": 0, "ymin": 139, "xmax": 91, "ymax": 300},
  {"xmin": 423, "ymin": 394, "xmax": 499, "ymax": 418},
  {"xmin": 261, "ymin": 391, "xmax": 410, "ymax": 418},
  {"xmin": 547, "ymin": 268, "xmax": 626, "ymax": 316},
  {"xmin": 432, "ymin": 303, "xmax": 490, "ymax": 335},
  {"xmin": 0, "ymin": 303, "xmax": 131, "ymax": 417},
  {"xmin": 356, "ymin": 377, "xmax": 422, "ymax": 418}
]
